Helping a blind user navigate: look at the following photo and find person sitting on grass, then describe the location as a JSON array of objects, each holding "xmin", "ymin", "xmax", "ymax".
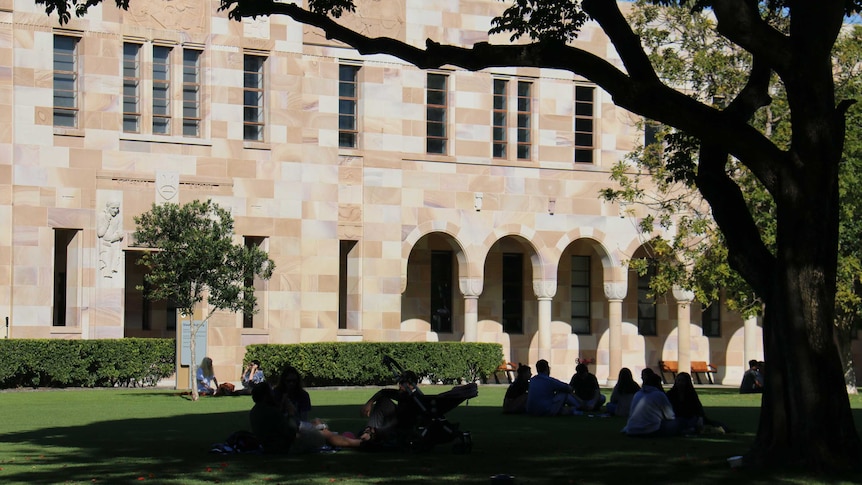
[
  {"xmin": 525, "ymin": 359, "xmax": 581, "ymax": 416},
  {"xmin": 240, "ymin": 359, "xmax": 266, "ymax": 394},
  {"xmin": 569, "ymin": 363, "xmax": 606, "ymax": 412},
  {"xmin": 622, "ymin": 372, "xmax": 680, "ymax": 437},
  {"xmin": 607, "ymin": 367, "xmax": 640, "ymax": 417},
  {"xmin": 502, "ymin": 363, "xmax": 531, "ymax": 414},
  {"xmin": 249, "ymin": 383, "xmax": 363, "ymax": 454},
  {"xmin": 272, "ymin": 365, "xmax": 312, "ymax": 424},
  {"xmin": 667, "ymin": 372, "xmax": 728, "ymax": 435},
  {"xmin": 359, "ymin": 370, "xmax": 421, "ymax": 444},
  {"xmin": 739, "ymin": 359, "xmax": 764, "ymax": 394},
  {"xmin": 249, "ymin": 382, "xmax": 297, "ymax": 453},
  {"xmin": 196, "ymin": 357, "xmax": 219, "ymax": 396},
  {"xmin": 666, "ymin": 372, "xmax": 705, "ymax": 434}
]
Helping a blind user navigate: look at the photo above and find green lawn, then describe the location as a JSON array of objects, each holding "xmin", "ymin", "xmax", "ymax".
[{"xmin": 0, "ymin": 386, "xmax": 860, "ymax": 484}]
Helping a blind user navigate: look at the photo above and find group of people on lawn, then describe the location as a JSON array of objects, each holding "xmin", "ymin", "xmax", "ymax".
[
  {"xmin": 503, "ymin": 359, "xmax": 726, "ymax": 437},
  {"xmin": 200, "ymin": 356, "xmax": 449, "ymax": 454},
  {"xmin": 198, "ymin": 353, "xmax": 729, "ymax": 453}
]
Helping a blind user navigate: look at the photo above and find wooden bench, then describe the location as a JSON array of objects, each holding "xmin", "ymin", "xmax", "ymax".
[
  {"xmin": 492, "ymin": 361, "xmax": 518, "ymax": 384},
  {"xmin": 690, "ymin": 361, "xmax": 718, "ymax": 384},
  {"xmin": 658, "ymin": 360, "xmax": 678, "ymax": 384},
  {"xmin": 659, "ymin": 360, "xmax": 718, "ymax": 384}
]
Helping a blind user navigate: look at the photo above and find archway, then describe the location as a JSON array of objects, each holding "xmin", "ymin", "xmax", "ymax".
[{"xmin": 401, "ymin": 232, "xmax": 468, "ymax": 342}]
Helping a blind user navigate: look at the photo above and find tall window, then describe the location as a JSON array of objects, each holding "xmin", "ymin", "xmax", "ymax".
[
  {"xmin": 122, "ymin": 43, "xmax": 141, "ymax": 133},
  {"xmin": 644, "ymin": 119, "xmax": 663, "ymax": 160},
  {"xmin": 502, "ymin": 253, "xmax": 524, "ymax": 334},
  {"xmin": 430, "ymin": 251, "xmax": 453, "ymax": 333},
  {"xmin": 339, "ymin": 240, "xmax": 359, "ymax": 330},
  {"xmin": 571, "ymin": 255, "xmax": 591, "ymax": 334},
  {"xmin": 53, "ymin": 35, "xmax": 79, "ymax": 128},
  {"xmin": 153, "ymin": 46, "xmax": 172, "ymax": 135},
  {"xmin": 574, "ymin": 85, "xmax": 595, "ymax": 163},
  {"xmin": 517, "ymin": 81, "xmax": 532, "ymax": 160},
  {"xmin": 492, "ymin": 79, "xmax": 507, "ymax": 158},
  {"xmin": 644, "ymin": 119, "xmax": 660, "ymax": 147},
  {"xmin": 243, "ymin": 54, "xmax": 265, "ymax": 141},
  {"xmin": 702, "ymin": 302, "xmax": 721, "ymax": 337},
  {"xmin": 637, "ymin": 265, "xmax": 657, "ymax": 336},
  {"xmin": 242, "ymin": 236, "xmax": 267, "ymax": 329},
  {"xmin": 426, "ymin": 73, "xmax": 447, "ymax": 154},
  {"xmin": 182, "ymin": 49, "xmax": 201, "ymax": 137},
  {"xmin": 339, "ymin": 64, "xmax": 360, "ymax": 148},
  {"xmin": 53, "ymin": 229, "xmax": 80, "ymax": 327}
]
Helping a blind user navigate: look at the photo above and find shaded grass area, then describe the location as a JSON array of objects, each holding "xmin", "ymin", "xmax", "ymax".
[{"xmin": 0, "ymin": 387, "xmax": 861, "ymax": 484}]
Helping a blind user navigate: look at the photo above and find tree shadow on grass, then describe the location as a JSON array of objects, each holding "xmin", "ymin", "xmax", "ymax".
[{"xmin": 0, "ymin": 402, "xmax": 859, "ymax": 484}]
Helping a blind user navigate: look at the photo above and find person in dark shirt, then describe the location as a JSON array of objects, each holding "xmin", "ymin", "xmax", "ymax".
[
  {"xmin": 739, "ymin": 359, "xmax": 764, "ymax": 394},
  {"xmin": 502, "ymin": 364, "xmax": 531, "ymax": 414},
  {"xmin": 569, "ymin": 363, "xmax": 606, "ymax": 412},
  {"xmin": 666, "ymin": 372, "xmax": 705, "ymax": 434},
  {"xmin": 249, "ymin": 382, "xmax": 296, "ymax": 453},
  {"xmin": 607, "ymin": 367, "xmax": 640, "ymax": 417}
]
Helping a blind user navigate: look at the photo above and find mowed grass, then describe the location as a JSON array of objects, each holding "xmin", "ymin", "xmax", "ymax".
[{"xmin": 1, "ymin": 386, "xmax": 861, "ymax": 484}]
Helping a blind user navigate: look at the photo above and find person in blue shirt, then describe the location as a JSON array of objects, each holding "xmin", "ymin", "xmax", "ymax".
[
  {"xmin": 525, "ymin": 359, "xmax": 580, "ymax": 416},
  {"xmin": 241, "ymin": 359, "xmax": 266, "ymax": 393}
]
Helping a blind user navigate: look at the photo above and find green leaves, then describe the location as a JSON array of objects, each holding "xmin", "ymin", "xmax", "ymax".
[
  {"xmin": 132, "ymin": 200, "xmax": 275, "ymax": 319},
  {"xmin": 490, "ymin": 0, "xmax": 588, "ymax": 42}
]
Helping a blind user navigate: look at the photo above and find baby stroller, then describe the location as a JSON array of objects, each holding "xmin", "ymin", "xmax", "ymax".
[{"xmin": 364, "ymin": 356, "xmax": 476, "ymax": 453}]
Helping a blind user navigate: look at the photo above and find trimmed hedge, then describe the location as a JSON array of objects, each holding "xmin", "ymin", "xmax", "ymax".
[
  {"xmin": 245, "ymin": 342, "xmax": 504, "ymax": 387},
  {"xmin": 0, "ymin": 338, "xmax": 175, "ymax": 389}
]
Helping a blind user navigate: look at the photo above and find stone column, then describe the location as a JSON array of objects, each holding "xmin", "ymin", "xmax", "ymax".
[
  {"xmin": 533, "ymin": 280, "xmax": 557, "ymax": 362},
  {"xmin": 463, "ymin": 295, "xmax": 479, "ymax": 342},
  {"xmin": 673, "ymin": 286, "xmax": 695, "ymax": 380},
  {"xmin": 538, "ymin": 297, "xmax": 552, "ymax": 361},
  {"xmin": 603, "ymin": 281, "xmax": 627, "ymax": 386},
  {"xmin": 459, "ymin": 278, "xmax": 483, "ymax": 343},
  {"xmin": 744, "ymin": 314, "xmax": 760, "ymax": 366}
]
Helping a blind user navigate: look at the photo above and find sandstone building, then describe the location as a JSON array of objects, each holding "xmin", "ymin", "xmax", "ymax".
[{"xmin": 0, "ymin": 0, "xmax": 805, "ymax": 386}]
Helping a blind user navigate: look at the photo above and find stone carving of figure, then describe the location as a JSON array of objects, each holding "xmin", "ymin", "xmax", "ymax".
[{"xmin": 97, "ymin": 200, "xmax": 124, "ymax": 278}]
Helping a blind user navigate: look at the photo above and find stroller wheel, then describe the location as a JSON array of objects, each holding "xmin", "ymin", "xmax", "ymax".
[{"xmin": 453, "ymin": 431, "xmax": 472, "ymax": 454}]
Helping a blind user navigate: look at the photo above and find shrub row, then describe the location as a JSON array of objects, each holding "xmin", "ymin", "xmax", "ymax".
[
  {"xmin": 0, "ymin": 338, "xmax": 175, "ymax": 389},
  {"xmin": 245, "ymin": 342, "xmax": 504, "ymax": 387}
]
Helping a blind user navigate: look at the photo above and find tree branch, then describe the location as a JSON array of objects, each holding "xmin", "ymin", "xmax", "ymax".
[
  {"xmin": 581, "ymin": 0, "xmax": 659, "ymax": 84},
  {"xmin": 711, "ymin": 0, "xmax": 791, "ymax": 74},
  {"xmin": 696, "ymin": 145, "xmax": 775, "ymax": 296}
]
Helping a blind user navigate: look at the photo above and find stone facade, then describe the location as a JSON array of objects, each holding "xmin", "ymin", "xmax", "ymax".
[{"xmin": 3, "ymin": 0, "xmax": 834, "ymax": 387}]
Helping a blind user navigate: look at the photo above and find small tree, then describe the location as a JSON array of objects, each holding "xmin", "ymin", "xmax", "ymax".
[{"xmin": 133, "ymin": 200, "xmax": 274, "ymax": 401}]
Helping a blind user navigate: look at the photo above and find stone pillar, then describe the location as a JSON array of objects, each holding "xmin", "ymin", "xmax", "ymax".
[
  {"xmin": 673, "ymin": 286, "xmax": 695, "ymax": 380},
  {"xmin": 533, "ymin": 280, "xmax": 557, "ymax": 362},
  {"xmin": 538, "ymin": 297, "xmax": 552, "ymax": 361},
  {"xmin": 744, "ymin": 314, "xmax": 760, "ymax": 366},
  {"xmin": 463, "ymin": 295, "xmax": 479, "ymax": 342},
  {"xmin": 603, "ymin": 281, "xmax": 628, "ymax": 386},
  {"xmin": 459, "ymin": 278, "xmax": 483, "ymax": 343}
]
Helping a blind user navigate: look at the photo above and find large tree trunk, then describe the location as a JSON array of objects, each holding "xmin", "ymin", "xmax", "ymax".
[
  {"xmin": 745, "ymin": 117, "xmax": 862, "ymax": 468},
  {"xmin": 751, "ymin": 266, "xmax": 861, "ymax": 469}
]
